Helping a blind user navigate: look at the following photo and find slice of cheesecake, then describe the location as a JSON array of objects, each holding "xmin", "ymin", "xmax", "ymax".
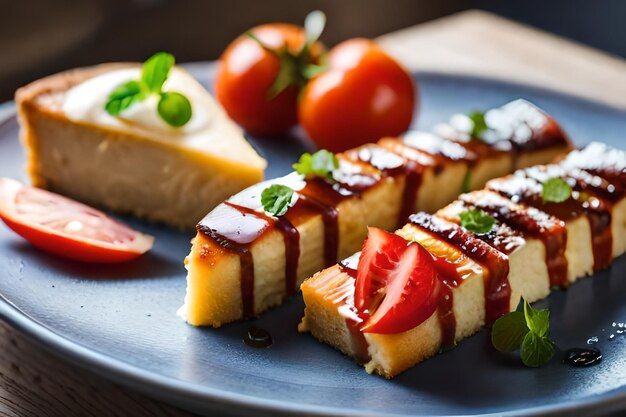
[
  {"xmin": 16, "ymin": 63, "xmax": 267, "ymax": 229},
  {"xmin": 299, "ymin": 143, "xmax": 626, "ymax": 377},
  {"xmin": 181, "ymin": 100, "xmax": 572, "ymax": 327}
]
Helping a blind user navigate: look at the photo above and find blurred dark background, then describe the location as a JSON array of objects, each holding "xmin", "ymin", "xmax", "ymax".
[{"xmin": 2, "ymin": 0, "xmax": 625, "ymax": 101}]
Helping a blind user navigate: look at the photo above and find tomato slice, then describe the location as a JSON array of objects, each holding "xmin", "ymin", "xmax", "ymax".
[
  {"xmin": 0, "ymin": 178, "xmax": 154, "ymax": 263},
  {"xmin": 355, "ymin": 227, "xmax": 441, "ymax": 334}
]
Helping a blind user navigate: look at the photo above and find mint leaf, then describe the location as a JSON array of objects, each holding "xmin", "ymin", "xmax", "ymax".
[
  {"xmin": 491, "ymin": 297, "xmax": 556, "ymax": 368},
  {"xmin": 533, "ymin": 310, "xmax": 550, "ymax": 338},
  {"xmin": 105, "ymin": 52, "xmax": 192, "ymax": 128},
  {"xmin": 293, "ymin": 150, "xmax": 339, "ymax": 180},
  {"xmin": 469, "ymin": 111, "xmax": 488, "ymax": 139},
  {"xmin": 520, "ymin": 331, "xmax": 554, "ymax": 367},
  {"xmin": 157, "ymin": 92, "xmax": 192, "ymax": 127},
  {"xmin": 142, "ymin": 52, "xmax": 175, "ymax": 93},
  {"xmin": 459, "ymin": 208, "xmax": 495, "ymax": 234},
  {"xmin": 524, "ymin": 301, "xmax": 550, "ymax": 338},
  {"xmin": 261, "ymin": 184, "xmax": 296, "ymax": 216},
  {"xmin": 492, "ymin": 311, "xmax": 529, "ymax": 352},
  {"xmin": 542, "ymin": 178, "xmax": 572, "ymax": 203},
  {"xmin": 105, "ymin": 80, "xmax": 147, "ymax": 115}
]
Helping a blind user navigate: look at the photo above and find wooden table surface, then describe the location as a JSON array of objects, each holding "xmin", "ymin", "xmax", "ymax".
[{"xmin": 2, "ymin": 10, "xmax": 626, "ymax": 417}]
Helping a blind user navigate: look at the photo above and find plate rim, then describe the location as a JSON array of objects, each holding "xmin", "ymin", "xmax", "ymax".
[{"xmin": 2, "ymin": 67, "xmax": 626, "ymax": 417}]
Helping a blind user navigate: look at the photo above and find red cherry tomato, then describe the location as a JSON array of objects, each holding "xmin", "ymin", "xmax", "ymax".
[
  {"xmin": 355, "ymin": 227, "xmax": 440, "ymax": 334},
  {"xmin": 215, "ymin": 23, "xmax": 324, "ymax": 137},
  {"xmin": 0, "ymin": 178, "xmax": 154, "ymax": 263},
  {"xmin": 298, "ymin": 39, "xmax": 416, "ymax": 152}
]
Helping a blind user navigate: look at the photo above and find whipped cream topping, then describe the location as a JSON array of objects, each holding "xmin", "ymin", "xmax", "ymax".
[
  {"xmin": 61, "ymin": 66, "xmax": 265, "ymax": 167},
  {"xmin": 63, "ymin": 67, "xmax": 210, "ymax": 133}
]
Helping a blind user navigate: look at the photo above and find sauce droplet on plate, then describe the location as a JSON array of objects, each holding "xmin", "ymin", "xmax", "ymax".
[
  {"xmin": 564, "ymin": 348, "xmax": 602, "ymax": 367},
  {"xmin": 244, "ymin": 326, "xmax": 273, "ymax": 348}
]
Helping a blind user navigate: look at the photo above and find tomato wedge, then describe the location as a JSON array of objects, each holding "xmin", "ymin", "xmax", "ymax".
[
  {"xmin": 355, "ymin": 227, "xmax": 441, "ymax": 334},
  {"xmin": 0, "ymin": 178, "xmax": 154, "ymax": 263}
]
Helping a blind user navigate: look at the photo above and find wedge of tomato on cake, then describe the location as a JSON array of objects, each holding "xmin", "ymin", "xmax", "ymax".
[{"xmin": 299, "ymin": 142, "xmax": 626, "ymax": 377}]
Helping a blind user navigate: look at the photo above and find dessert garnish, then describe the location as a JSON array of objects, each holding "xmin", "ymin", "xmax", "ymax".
[
  {"xmin": 459, "ymin": 208, "xmax": 496, "ymax": 234},
  {"xmin": 292, "ymin": 149, "xmax": 339, "ymax": 180},
  {"xmin": 491, "ymin": 298, "xmax": 555, "ymax": 367},
  {"xmin": 105, "ymin": 52, "xmax": 192, "ymax": 127},
  {"xmin": 354, "ymin": 227, "xmax": 442, "ymax": 334},
  {"xmin": 542, "ymin": 177, "xmax": 572, "ymax": 203},
  {"xmin": 261, "ymin": 184, "xmax": 297, "ymax": 216}
]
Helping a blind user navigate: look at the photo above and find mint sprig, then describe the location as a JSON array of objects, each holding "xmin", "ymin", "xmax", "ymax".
[
  {"xmin": 459, "ymin": 208, "xmax": 495, "ymax": 234},
  {"xmin": 293, "ymin": 149, "xmax": 339, "ymax": 180},
  {"xmin": 142, "ymin": 52, "xmax": 175, "ymax": 93},
  {"xmin": 105, "ymin": 80, "xmax": 148, "ymax": 115},
  {"xmin": 520, "ymin": 331, "xmax": 555, "ymax": 367},
  {"xmin": 542, "ymin": 178, "xmax": 572, "ymax": 203},
  {"xmin": 261, "ymin": 184, "xmax": 296, "ymax": 216},
  {"xmin": 492, "ymin": 298, "xmax": 555, "ymax": 367},
  {"xmin": 490, "ymin": 308, "xmax": 528, "ymax": 352},
  {"xmin": 105, "ymin": 52, "xmax": 192, "ymax": 127}
]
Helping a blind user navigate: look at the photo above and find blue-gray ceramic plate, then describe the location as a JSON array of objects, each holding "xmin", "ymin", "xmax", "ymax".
[{"xmin": 2, "ymin": 63, "xmax": 626, "ymax": 417}]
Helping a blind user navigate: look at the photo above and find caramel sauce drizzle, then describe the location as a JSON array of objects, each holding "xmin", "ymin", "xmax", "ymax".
[
  {"xmin": 345, "ymin": 143, "xmax": 425, "ymax": 227},
  {"xmin": 409, "ymin": 212, "xmax": 511, "ymax": 325},
  {"xmin": 459, "ymin": 191, "xmax": 569, "ymax": 287},
  {"xmin": 196, "ymin": 202, "xmax": 273, "ymax": 317},
  {"xmin": 440, "ymin": 199, "xmax": 526, "ymax": 257},
  {"xmin": 428, "ymin": 255, "xmax": 461, "ymax": 347},
  {"xmin": 317, "ymin": 263, "xmax": 371, "ymax": 363},
  {"xmin": 487, "ymin": 168, "xmax": 614, "ymax": 272},
  {"xmin": 523, "ymin": 166, "xmax": 620, "ymax": 271}
]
